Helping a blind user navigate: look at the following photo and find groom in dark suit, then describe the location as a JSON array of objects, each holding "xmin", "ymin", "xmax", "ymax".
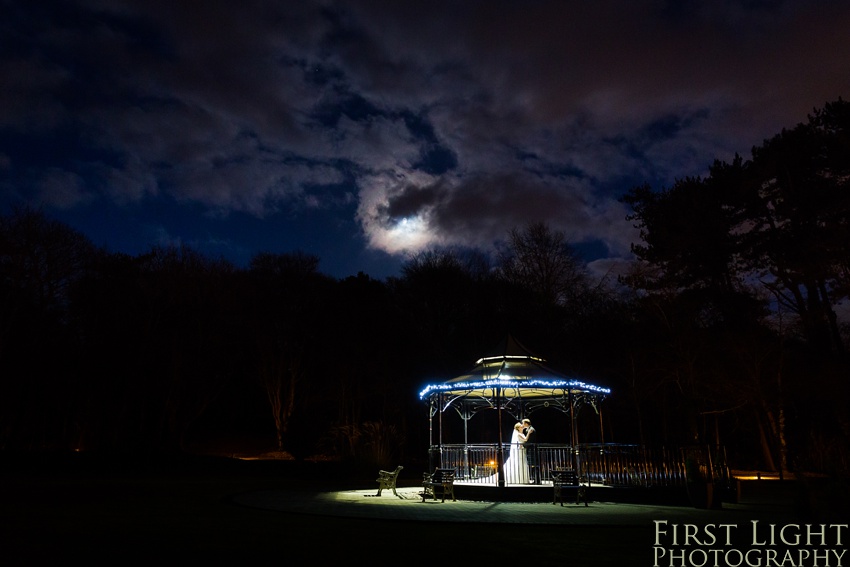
[{"xmin": 522, "ymin": 418, "xmax": 535, "ymax": 440}]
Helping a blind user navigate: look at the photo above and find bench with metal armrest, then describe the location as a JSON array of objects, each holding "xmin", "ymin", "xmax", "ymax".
[
  {"xmin": 421, "ymin": 468, "xmax": 456, "ymax": 502},
  {"xmin": 552, "ymin": 468, "xmax": 589, "ymax": 506},
  {"xmin": 375, "ymin": 465, "xmax": 404, "ymax": 498}
]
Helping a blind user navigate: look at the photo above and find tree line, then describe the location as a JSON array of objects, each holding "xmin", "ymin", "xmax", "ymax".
[{"xmin": 1, "ymin": 98, "xmax": 847, "ymax": 475}]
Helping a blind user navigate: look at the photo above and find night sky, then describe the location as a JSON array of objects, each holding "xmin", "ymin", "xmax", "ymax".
[{"xmin": 1, "ymin": 1, "xmax": 848, "ymax": 280}]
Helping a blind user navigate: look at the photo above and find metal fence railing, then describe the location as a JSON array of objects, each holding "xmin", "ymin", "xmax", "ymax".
[{"xmin": 428, "ymin": 443, "xmax": 729, "ymax": 488}]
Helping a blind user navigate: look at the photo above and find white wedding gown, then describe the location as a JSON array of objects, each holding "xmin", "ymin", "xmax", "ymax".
[{"xmin": 503, "ymin": 429, "xmax": 529, "ymax": 484}]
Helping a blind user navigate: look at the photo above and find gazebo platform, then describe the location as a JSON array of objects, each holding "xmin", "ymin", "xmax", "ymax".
[{"xmin": 451, "ymin": 480, "xmax": 688, "ymax": 505}]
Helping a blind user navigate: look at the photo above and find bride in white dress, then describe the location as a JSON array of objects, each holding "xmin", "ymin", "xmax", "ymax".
[{"xmin": 503, "ymin": 422, "xmax": 529, "ymax": 484}]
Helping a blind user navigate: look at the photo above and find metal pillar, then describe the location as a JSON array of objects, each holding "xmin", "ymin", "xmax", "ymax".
[{"xmin": 496, "ymin": 386, "xmax": 505, "ymax": 487}]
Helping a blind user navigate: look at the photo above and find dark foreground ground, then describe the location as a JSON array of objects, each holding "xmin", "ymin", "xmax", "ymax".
[{"xmin": 1, "ymin": 453, "xmax": 846, "ymax": 565}]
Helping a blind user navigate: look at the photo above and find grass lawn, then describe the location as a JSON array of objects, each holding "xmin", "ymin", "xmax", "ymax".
[
  {"xmin": 7, "ymin": 453, "xmax": 838, "ymax": 565},
  {"xmin": 1, "ymin": 454, "xmax": 654, "ymax": 564},
  {"xmin": 2, "ymin": 478, "xmax": 647, "ymax": 564}
]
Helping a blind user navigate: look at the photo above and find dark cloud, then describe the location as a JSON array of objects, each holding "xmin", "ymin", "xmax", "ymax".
[
  {"xmin": 1, "ymin": 0, "xmax": 848, "ymax": 278},
  {"xmin": 383, "ymin": 180, "xmax": 447, "ymax": 221}
]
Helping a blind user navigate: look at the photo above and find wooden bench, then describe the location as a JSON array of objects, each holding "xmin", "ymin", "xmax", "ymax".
[
  {"xmin": 421, "ymin": 467, "xmax": 456, "ymax": 502},
  {"xmin": 552, "ymin": 468, "xmax": 588, "ymax": 506},
  {"xmin": 375, "ymin": 465, "xmax": 404, "ymax": 498}
]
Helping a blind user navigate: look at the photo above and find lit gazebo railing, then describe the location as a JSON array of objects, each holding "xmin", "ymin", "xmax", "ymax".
[
  {"xmin": 431, "ymin": 443, "xmax": 575, "ymax": 485},
  {"xmin": 428, "ymin": 442, "xmax": 727, "ymax": 488}
]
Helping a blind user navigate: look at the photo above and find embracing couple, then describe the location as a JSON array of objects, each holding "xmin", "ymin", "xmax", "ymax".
[{"xmin": 504, "ymin": 418, "xmax": 535, "ymax": 484}]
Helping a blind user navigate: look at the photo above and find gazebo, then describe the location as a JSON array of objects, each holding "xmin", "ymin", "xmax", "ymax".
[{"xmin": 418, "ymin": 335, "xmax": 611, "ymax": 488}]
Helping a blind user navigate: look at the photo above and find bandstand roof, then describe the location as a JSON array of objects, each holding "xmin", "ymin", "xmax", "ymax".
[{"xmin": 418, "ymin": 335, "xmax": 611, "ymax": 401}]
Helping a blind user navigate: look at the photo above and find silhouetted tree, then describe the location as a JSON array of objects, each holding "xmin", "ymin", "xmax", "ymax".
[
  {"xmin": 247, "ymin": 251, "xmax": 333, "ymax": 454},
  {"xmin": 69, "ymin": 244, "xmax": 239, "ymax": 453},
  {"xmin": 391, "ymin": 248, "xmax": 499, "ymax": 373},
  {"xmin": 620, "ymin": 98, "xmax": 850, "ymax": 472},
  {"xmin": 725, "ymin": 99, "xmax": 850, "ymax": 356},
  {"xmin": 497, "ymin": 221, "xmax": 591, "ymax": 308},
  {"xmin": 0, "ymin": 207, "xmax": 97, "ymax": 450},
  {"xmin": 316, "ymin": 272, "xmax": 411, "ymax": 462}
]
